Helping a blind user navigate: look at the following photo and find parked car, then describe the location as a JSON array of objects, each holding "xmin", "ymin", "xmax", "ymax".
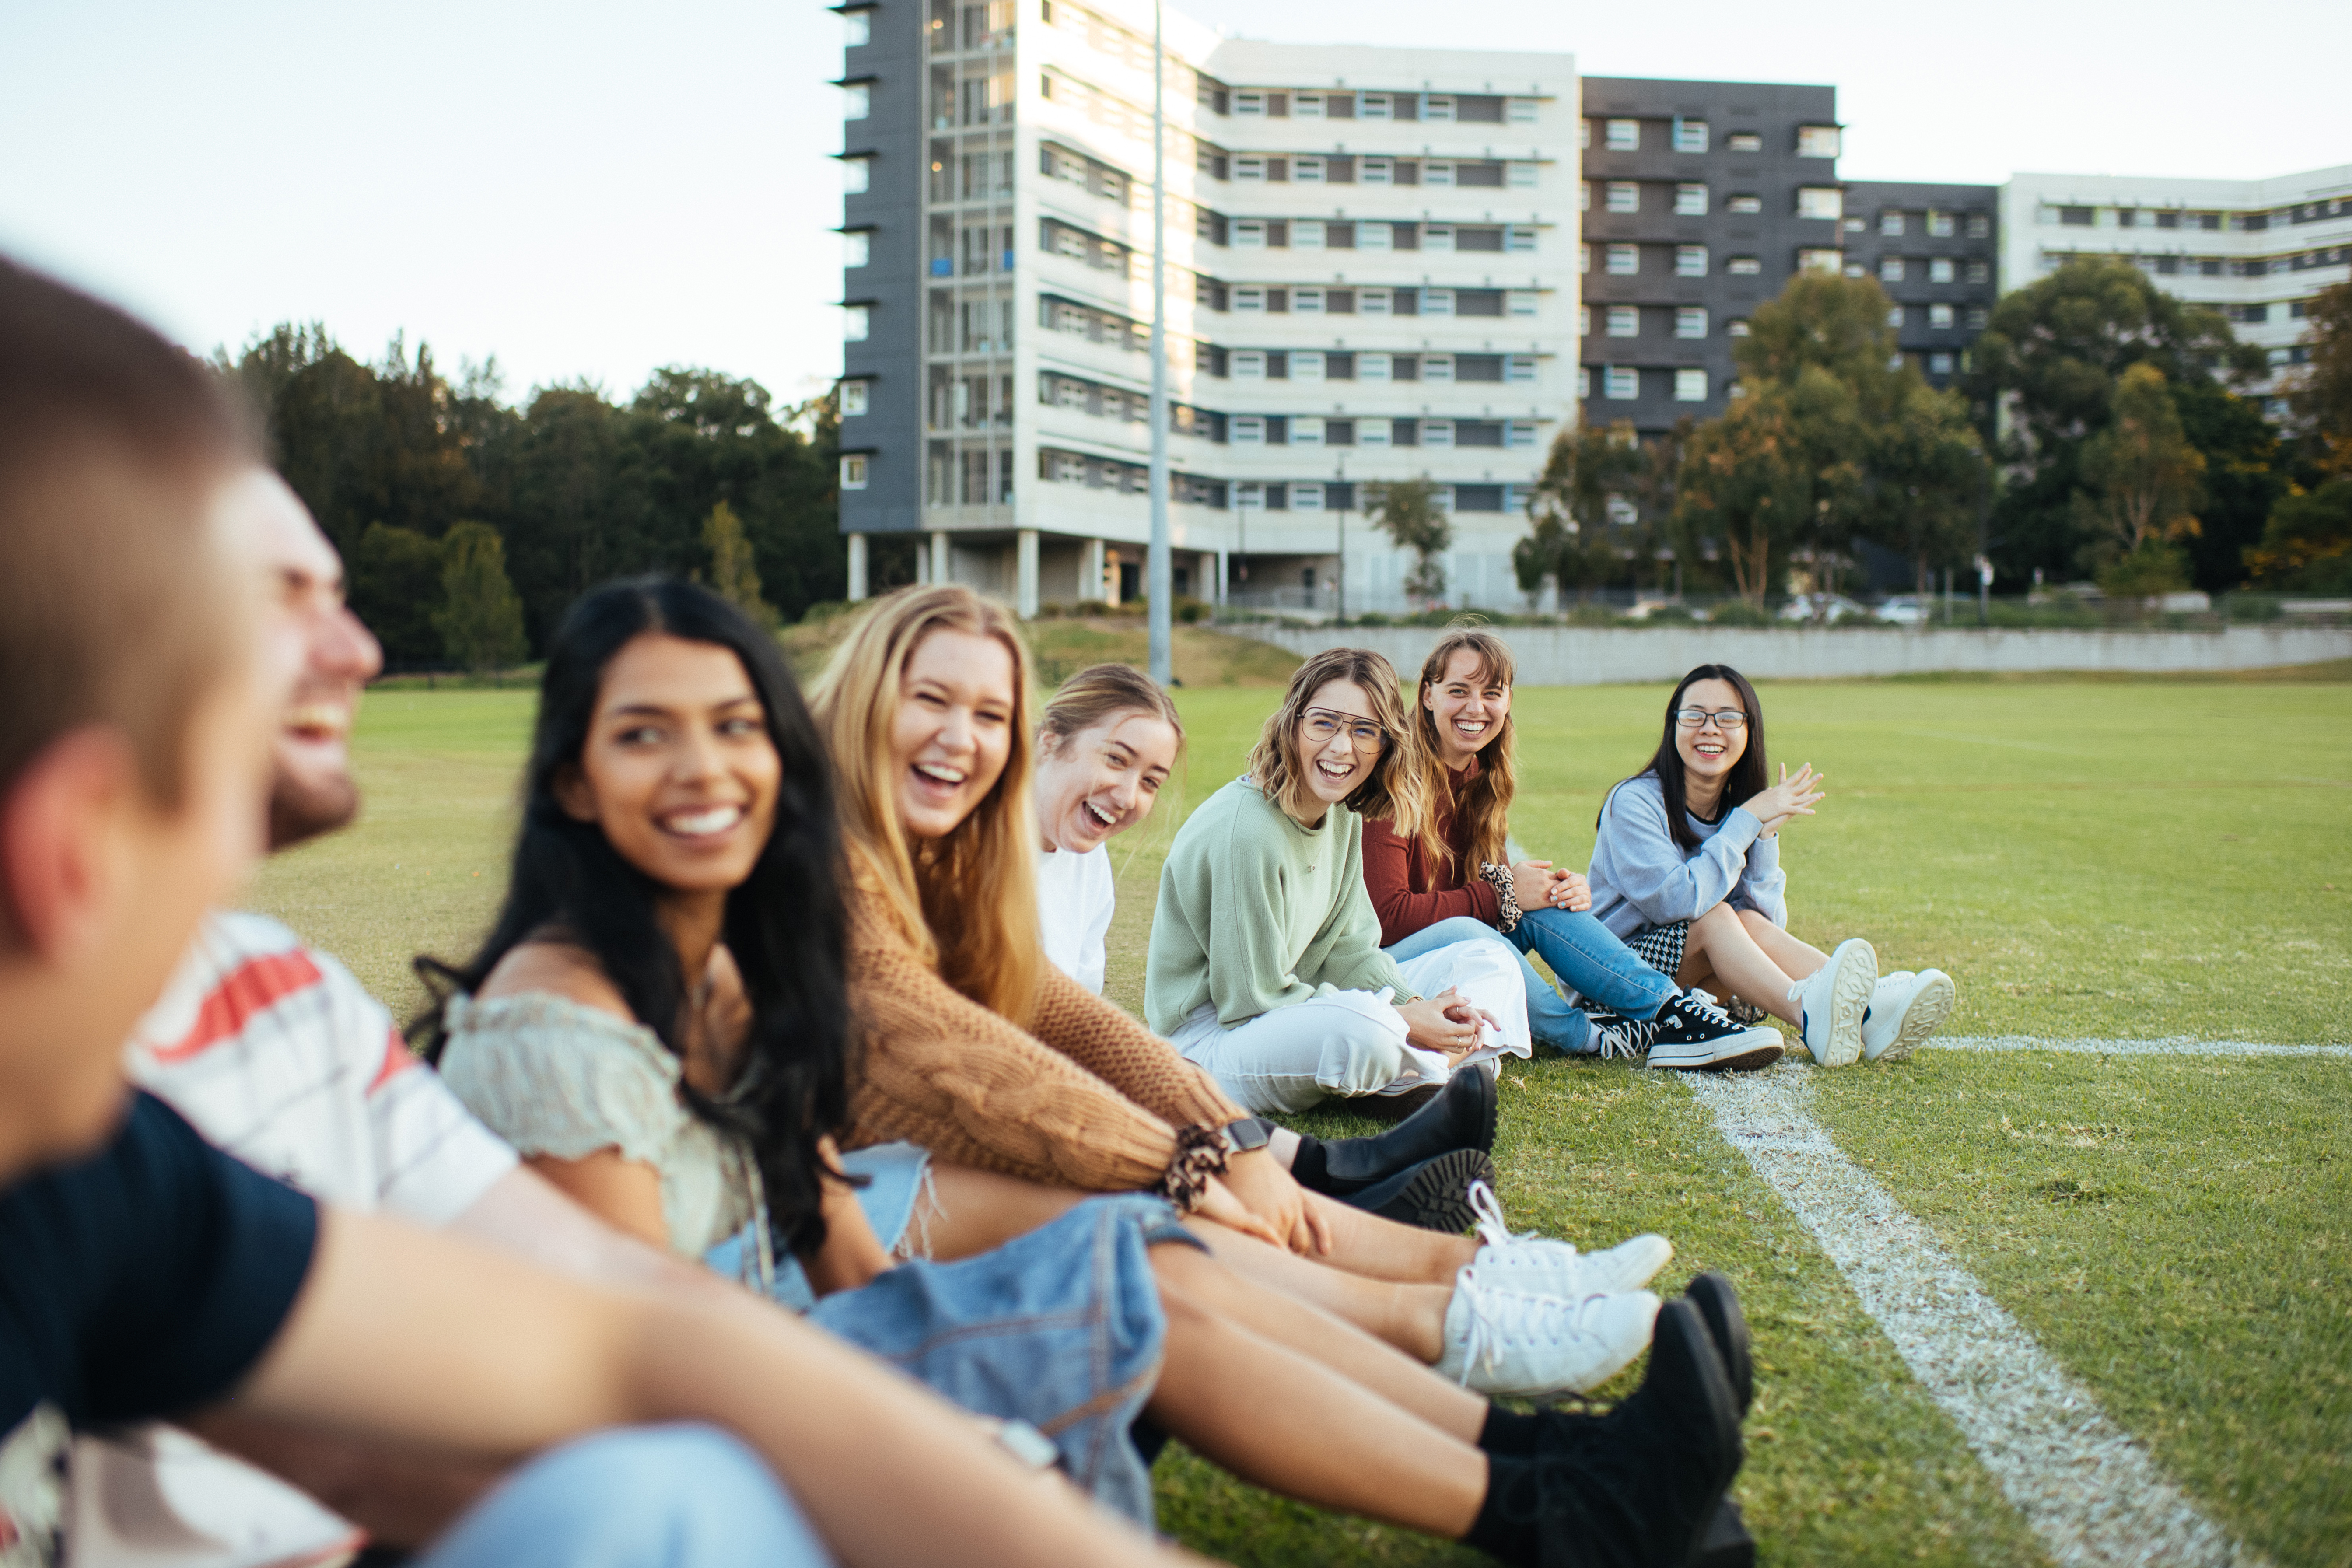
[
  {"xmin": 1875, "ymin": 595, "xmax": 1928, "ymax": 625},
  {"xmin": 1623, "ymin": 598, "xmax": 1704, "ymax": 623},
  {"xmin": 1778, "ymin": 593, "xmax": 1870, "ymax": 623}
]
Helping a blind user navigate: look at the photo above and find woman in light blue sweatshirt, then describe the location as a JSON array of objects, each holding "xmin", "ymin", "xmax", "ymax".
[{"xmin": 1587, "ymin": 664, "xmax": 1955, "ymax": 1067}]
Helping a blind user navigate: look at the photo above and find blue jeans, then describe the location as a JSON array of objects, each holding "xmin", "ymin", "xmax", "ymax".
[
  {"xmin": 418, "ymin": 1424, "xmax": 830, "ymax": 1568},
  {"xmin": 719, "ymin": 1193, "xmax": 1192, "ymax": 1527},
  {"xmin": 1385, "ymin": 912, "xmax": 1679, "ymax": 1054}
]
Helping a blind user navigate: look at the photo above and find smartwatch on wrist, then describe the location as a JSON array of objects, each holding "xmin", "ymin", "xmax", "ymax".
[{"xmin": 1222, "ymin": 1116, "xmax": 1273, "ymax": 1154}]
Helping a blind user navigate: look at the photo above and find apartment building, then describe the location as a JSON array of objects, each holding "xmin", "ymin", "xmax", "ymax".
[
  {"xmin": 1839, "ymin": 180, "xmax": 1998, "ymax": 389},
  {"xmin": 1998, "ymin": 164, "xmax": 2352, "ymax": 409},
  {"xmin": 1574, "ymin": 77, "xmax": 1849, "ymax": 438},
  {"xmin": 836, "ymin": 0, "xmax": 1580, "ymax": 615}
]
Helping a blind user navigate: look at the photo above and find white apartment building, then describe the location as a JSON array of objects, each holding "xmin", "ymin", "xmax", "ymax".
[
  {"xmin": 1999, "ymin": 164, "xmax": 2352, "ymax": 409},
  {"xmin": 837, "ymin": 0, "xmax": 1579, "ymax": 616}
]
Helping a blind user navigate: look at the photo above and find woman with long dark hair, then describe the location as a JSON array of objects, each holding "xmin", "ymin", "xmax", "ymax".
[
  {"xmin": 421, "ymin": 578, "xmax": 1753, "ymax": 1565},
  {"xmin": 1586, "ymin": 664, "xmax": 1955, "ymax": 1066}
]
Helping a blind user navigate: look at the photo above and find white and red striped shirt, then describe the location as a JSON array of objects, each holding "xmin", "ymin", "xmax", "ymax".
[{"xmin": 66, "ymin": 913, "xmax": 517, "ymax": 1568}]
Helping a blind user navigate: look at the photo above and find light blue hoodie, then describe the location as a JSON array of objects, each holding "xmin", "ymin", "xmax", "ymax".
[{"xmin": 1586, "ymin": 772, "xmax": 1788, "ymax": 938}]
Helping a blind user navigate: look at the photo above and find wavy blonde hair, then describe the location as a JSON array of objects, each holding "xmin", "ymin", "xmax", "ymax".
[
  {"xmin": 808, "ymin": 584, "xmax": 1043, "ymax": 1026},
  {"xmin": 1039, "ymin": 662, "xmax": 1186, "ymax": 756},
  {"xmin": 1410, "ymin": 627, "xmax": 1518, "ymax": 874},
  {"xmin": 1247, "ymin": 646, "xmax": 1428, "ymax": 838}
]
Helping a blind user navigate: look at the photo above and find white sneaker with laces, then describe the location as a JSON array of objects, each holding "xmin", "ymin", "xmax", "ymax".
[
  {"xmin": 1433, "ymin": 1268, "xmax": 1662, "ymax": 1396},
  {"xmin": 1792, "ymin": 938, "xmax": 1877, "ymax": 1067},
  {"xmin": 1466, "ymin": 1180, "xmax": 1673, "ymax": 1298},
  {"xmin": 1860, "ymin": 968, "xmax": 1956, "ymax": 1061}
]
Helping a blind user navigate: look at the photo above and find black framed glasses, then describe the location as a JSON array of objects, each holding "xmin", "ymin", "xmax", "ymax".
[
  {"xmin": 1302, "ymin": 708, "xmax": 1388, "ymax": 752},
  {"xmin": 1673, "ymin": 707, "xmax": 1748, "ymax": 731}
]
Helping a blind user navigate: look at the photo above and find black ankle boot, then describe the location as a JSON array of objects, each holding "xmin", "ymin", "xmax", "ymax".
[
  {"xmin": 1333, "ymin": 1148, "xmax": 1494, "ymax": 1232},
  {"xmin": 1292, "ymin": 1064, "xmax": 1497, "ymax": 1197}
]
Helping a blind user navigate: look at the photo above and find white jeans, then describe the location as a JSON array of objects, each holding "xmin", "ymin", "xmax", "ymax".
[{"xmin": 1172, "ymin": 940, "xmax": 1531, "ymax": 1114}]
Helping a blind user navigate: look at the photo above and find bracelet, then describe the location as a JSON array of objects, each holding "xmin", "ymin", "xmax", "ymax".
[
  {"xmin": 1478, "ymin": 862, "xmax": 1522, "ymax": 934},
  {"xmin": 1159, "ymin": 1125, "xmax": 1231, "ymax": 1211}
]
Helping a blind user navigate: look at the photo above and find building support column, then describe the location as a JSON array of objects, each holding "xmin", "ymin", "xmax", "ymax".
[
  {"xmin": 928, "ymin": 530, "xmax": 950, "ymax": 589},
  {"xmin": 1103, "ymin": 546, "xmax": 1122, "ymax": 608},
  {"xmin": 846, "ymin": 533, "xmax": 869, "ymax": 602},
  {"xmin": 1081, "ymin": 538, "xmax": 1106, "ymax": 602},
  {"xmin": 1212, "ymin": 548, "xmax": 1227, "ymax": 607},
  {"xmin": 1015, "ymin": 529, "xmax": 1040, "ymax": 620}
]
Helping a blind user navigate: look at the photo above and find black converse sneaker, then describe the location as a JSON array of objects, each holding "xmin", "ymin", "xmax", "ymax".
[
  {"xmin": 1643, "ymin": 991, "xmax": 1785, "ymax": 1072},
  {"xmin": 1584, "ymin": 1006, "xmax": 1662, "ymax": 1062}
]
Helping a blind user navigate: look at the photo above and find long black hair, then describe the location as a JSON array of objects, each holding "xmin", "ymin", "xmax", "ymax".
[
  {"xmin": 1612, "ymin": 663, "xmax": 1770, "ymax": 853},
  {"xmin": 416, "ymin": 578, "xmax": 854, "ymax": 1256}
]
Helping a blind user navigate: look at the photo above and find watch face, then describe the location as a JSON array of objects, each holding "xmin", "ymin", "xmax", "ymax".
[{"xmin": 1227, "ymin": 1117, "xmax": 1271, "ymax": 1152}]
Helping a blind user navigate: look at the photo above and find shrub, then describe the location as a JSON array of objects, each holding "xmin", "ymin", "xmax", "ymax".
[{"xmin": 1708, "ymin": 600, "xmax": 1773, "ymax": 628}]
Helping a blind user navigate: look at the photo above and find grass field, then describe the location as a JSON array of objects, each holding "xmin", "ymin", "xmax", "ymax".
[{"xmin": 247, "ymin": 643, "xmax": 2352, "ymax": 1568}]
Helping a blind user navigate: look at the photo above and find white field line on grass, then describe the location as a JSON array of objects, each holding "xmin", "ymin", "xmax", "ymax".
[
  {"xmin": 1689, "ymin": 1064, "xmax": 2267, "ymax": 1568},
  {"xmin": 1931, "ymin": 1035, "xmax": 2352, "ymax": 1059}
]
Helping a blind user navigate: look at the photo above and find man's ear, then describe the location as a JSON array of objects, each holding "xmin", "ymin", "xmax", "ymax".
[
  {"xmin": 0, "ymin": 728, "xmax": 139, "ymax": 964},
  {"xmin": 550, "ymin": 762, "xmax": 599, "ymax": 824}
]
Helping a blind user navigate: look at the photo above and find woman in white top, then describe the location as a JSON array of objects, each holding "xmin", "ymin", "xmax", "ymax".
[{"xmin": 1032, "ymin": 664, "xmax": 1184, "ymax": 995}]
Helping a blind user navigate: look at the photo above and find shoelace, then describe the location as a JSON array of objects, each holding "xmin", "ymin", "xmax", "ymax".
[
  {"xmin": 1448, "ymin": 1270, "xmax": 1587, "ymax": 1383},
  {"xmin": 1468, "ymin": 1178, "xmax": 1533, "ymax": 1251},
  {"xmin": 1676, "ymin": 987, "xmax": 1736, "ymax": 1027},
  {"xmin": 1592, "ymin": 1014, "xmax": 1660, "ymax": 1061}
]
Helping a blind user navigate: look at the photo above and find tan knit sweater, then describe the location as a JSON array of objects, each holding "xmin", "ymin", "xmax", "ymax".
[{"xmin": 840, "ymin": 889, "xmax": 1249, "ymax": 1192}]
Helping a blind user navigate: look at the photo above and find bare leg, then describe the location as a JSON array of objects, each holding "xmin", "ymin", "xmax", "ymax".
[
  {"xmin": 1146, "ymin": 1243, "xmax": 1487, "ymax": 1538},
  {"xmin": 905, "ymin": 1164, "xmax": 1087, "ymax": 1261},
  {"xmin": 1738, "ymin": 907, "xmax": 1831, "ymax": 977},
  {"xmin": 1305, "ymin": 1190, "xmax": 1480, "ymax": 1282},
  {"xmin": 1675, "ymin": 902, "xmax": 1806, "ymax": 1026},
  {"xmin": 1186, "ymin": 1218, "xmax": 1456, "ymax": 1362}
]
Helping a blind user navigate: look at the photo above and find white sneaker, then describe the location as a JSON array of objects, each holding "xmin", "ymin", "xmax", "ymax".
[
  {"xmin": 1791, "ymin": 938, "xmax": 1877, "ymax": 1067},
  {"xmin": 1434, "ymin": 1268, "xmax": 1662, "ymax": 1396},
  {"xmin": 1466, "ymin": 1180, "xmax": 1673, "ymax": 1297},
  {"xmin": 1860, "ymin": 968, "xmax": 1956, "ymax": 1061}
]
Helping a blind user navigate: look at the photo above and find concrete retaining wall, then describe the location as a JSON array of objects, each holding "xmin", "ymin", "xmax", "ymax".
[{"xmin": 1230, "ymin": 623, "xmax": 2352, "ymax": 686}]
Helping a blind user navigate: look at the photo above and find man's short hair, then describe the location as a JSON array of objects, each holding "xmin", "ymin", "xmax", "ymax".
[{"xmin": 0, "ymin": 256, "xmax": 257, "ymax": 809}]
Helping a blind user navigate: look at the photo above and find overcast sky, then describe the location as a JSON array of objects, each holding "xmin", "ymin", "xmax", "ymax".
[{"xmin": 3, "ymin": 0, "xmax": 2345, "ymax": 408}]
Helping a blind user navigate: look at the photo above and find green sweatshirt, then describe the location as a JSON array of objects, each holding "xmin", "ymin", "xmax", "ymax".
[{"xmin": 1145, "ymin": 776, "xmax": 1420, "ymax": 1035}]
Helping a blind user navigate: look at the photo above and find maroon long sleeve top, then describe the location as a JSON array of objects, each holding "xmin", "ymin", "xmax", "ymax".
[{"xmin": 1361, "ymin": 759, "xmax": 1504, "ymax": 947}]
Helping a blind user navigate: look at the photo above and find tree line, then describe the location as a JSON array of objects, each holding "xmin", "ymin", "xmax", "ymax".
[
  {"xmin": 1512, "ymin": 266, "xmax": 2352, "ymax": 605},
  {"xmin": 221, "ymin": 327, "xmax": 844, "ymax": 668}
]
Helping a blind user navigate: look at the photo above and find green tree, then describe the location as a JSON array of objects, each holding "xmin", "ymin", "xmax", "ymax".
[
  {"xmin": 2289, "ymin": 279, "xmax": 2352, "ymax": 477},
  {"xmin": 1674, "ymin": 387, "xmax": 1817, "ymax": 604},
  {"xmin": 1962, "ymin": 256, "xmax": 2265, "ymax": 588},
  {"xmin": 1859, "ymin": 379, "xmax": 1988, "ymax": 599},
  {"xmin": 2245, "ymin": 480, "xmax": 2352, "ymax": 592},
  {"xmin": 701, "ymin": 500, "xmax": 779, "ymax": 629},
  {"xmin": 433, "ymin": 522, "xmax": 528, "ymax": 674},
  {"xmin": 349, "ymin": 523, "xmax": 445, "ymax": 669},
  {"xmin": 1366, "ymin": 478, "xmax": 1453, "ymax": 608},
  {"xmin": 1513, "ymin": 420, "xmax": 1641, "ymax": 602},
  {"xmin": 2077, "ymin": 363, "xmax": 2206, "ymax": 595}
]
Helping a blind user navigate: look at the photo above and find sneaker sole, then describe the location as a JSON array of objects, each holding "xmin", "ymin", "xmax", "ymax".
[
  {"xmin": 1368, "ymin": 1148, "xmax": 1496, "ymax": 1233},
  {"xmin": 1810, "ymin": 940, "xmax": 1877, "ymax": 1068},
  {"xmin": 1646, "ymin": 1027, "xmax": 1786, "ymax": 1073},
  {"xmin": 1684, "ymin": 1271, "xmax": 1753, "ymax": 1416},
  {"xmin": 1867, "ymin": 970, "xmax": 1956, "ymax": 1063}
]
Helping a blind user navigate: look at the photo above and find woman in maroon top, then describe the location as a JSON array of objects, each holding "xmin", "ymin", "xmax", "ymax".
[{"xmin": 1364, "ymin": 630, "xmax": 1781, "ymax": 1070}]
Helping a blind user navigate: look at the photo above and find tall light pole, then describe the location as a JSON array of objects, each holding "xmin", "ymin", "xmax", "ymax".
[
  {"xmin": 1334, "ymin": 450, "xmax": 1348, "ymax": 626},
  {"xmin": 1145, "ymin": 0, "xmax": 1171, "ymax": 683}
]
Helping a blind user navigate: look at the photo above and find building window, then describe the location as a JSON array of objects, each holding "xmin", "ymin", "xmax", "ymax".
[
  {"xmin": 1578, "ymin": 181, "xmax": 1593, "ymax": 213},
  {"xmin": 840, "ymin": 380, "xmax": 870, "ymax": 416},
  {"xmin": 1726, "ymin": 131, "xmax": 1762, "ymax": 152},
  {"xmin": 1606, "ymin": 244, "xmax": 1639, "ymax": 275},
  {"xmin": 1507, "ymin": 420, "xmax": 1538, "ymax": 447},
  {"xmin": 1928, "ymin": 353, "xmax": 1954, "ymax": 375},
  {"xmin": 1675, "ymin": 183, "xmax": 1708, "ymax": 216},
  {"xmin": 844, "ymin": 10, "xmax": 870, "ymax": 45},
  {"xmin": 1292, "ymin": 351, "xmax": 1326, "ymax": 381},
  {"xmin": 1672, "ymin": 118, "xmax": 1708, "ymax": 153},
  {"xmin": 1291, "ymin": 483, "xmax": 1325, "ymax": 509},
  {"xmin": 1236, "ymin": 90, "xmax": 1265, "ymax": 116},
  {"xmin": 1929, "ymin": 303, "xmax": 1955, "ymax": 329},
  {"xmin": 1360, "ymin": 287, "xmax": 1393, "ymax": 314},
  {"xmin": 1927, "ymin": 210, "xmax": 1955, "ymax": 238},
  {"xmin": 1235, "ymin": 219, "xmax": 1266, "ymax": 248},
  {"xmin": 1727, "ymin": 256, "xmax": 1761, "ymax": 275},
  {"xmin": 1967, "ymin": 213, "xmax": 1991, "ymax": 238},
  {"xmin": 1294, "ymin": 286, "xmax": 1325, "ymax": 313},
  {"xmin": 1235, "ymin": 286, "xmax": 1265, "ymax": 311},
  {"xmin": 1579, "ymin": 304, "xmax": 1592, "ymax": 336},
  {"xmin": 1508, "ymin": 290, "xmax": 1540, "ymax": 316},
  {"xmin": 1886, "ymin": 305, "xmax": 1904, "ymax": 328},
  {"xmin": 1675, "ymin": 245, "xmax": 1709, "ymax": 276},
  {"xmin": 840, "ymin": 455, "xmax": 869, "ymax": 489},
  {"xmin": 1233, "ymin": 350, "xmax": 1266, "ymax": 379},
  {"xmin": 1880, "ymin": 256, "xmax": 1904, "ymax": 282},
  {"xmin": 1292, "ymin": 418, "xmax": 1325, "ymax": 447},
  {"xmin": 1294, "ymin": 93, "xmax": 1324, "ymax": 119},
  {"xmin": 1361, "ymin": 93, "xmax": 1391, "ymax": 120},
  {"xmin": 1578, "ymin": 365, "xmax": 1592, "ymax": 399},
  {"xmin": 1424, "ymin": 94, "xmax": 1456, "ymax": 122},
  {"xmin": 843, "ymin": 83, "xmax": 870, "ymax": 120},
  {"xmin": 1798, "ymin": 249, "xmax": 1842, "ymax": 275},
  {"xmin": 1424, "ymin": 288, "xmax": 1455, "ymax": 316},
  {"xmin": 1358, "ymin": 352, "xmax": 1393, "ymax": 382},
  {"xmin": 1795, "ymin": 124, "xmax": 1841, "ymax": 158},
  {"xmin": 1880, "ymin": 211, "xmax": 1904, "ymax": 236},
  {"xmin": 1727, "ymin": 193, "xmax": 1761, "ymax": 215},
  {"xmin": 1232, "ymin": 416, "xmax": 1265, "ymax": 444},
  {"xmin": 843, "ymin": 157, "xmax": 872, "ymax": 193},
  {"xmin": 844, "ymin": 304, "xmax": 871, "ymax": 340},
  {"xmin": 1294, "ymin": 156, "xmax": 1326, "ymax": 183},
  {"xmin": 1674, "ymin": 368, "xmax": 1708, "ymax": 402},
  {"xmin": 1578, "ymin": 244, "xmax": 1592, "ymax": 274},
  {"xmin": 1965, "ymin": 306, "xmax": 1989, "ymax": 329},
  {"xmin": 844, "ymin": 231, "xmax": 871, "ymax": 268},
  {"xmin": 1421, "ymin": 420, "xmax": 1454, "ymax": 448},
  {"xmin": 1578, "ymin": 118, "xmax": 1591, "ymax": 149},
  {"xmin": 1605, "ymin": 118, "xmax": 1640, "ymax": 150},
  {"xmin": 1967, "ymin": 259, "xmax": 1990, "ymax": 284},
  {"xmin": 1506, "ymin": 225, "xmax": 1537, "ymax": 252},
  {"xmin": 1604, "ymin": 365, "xmax": 1638, "ymax": 401},
  {"xmin": 1424, "ymin": 224, "xmax": 1456, "ymax": 252},
  {"xmin": 1727, "ymin": 318, "xmax": 1751, "ymax": 337},
  {"xmin": 1676, "ymin": 307, "xmax": 1708, "ymax": 339},
  {"xmin": 1507, "ymin": 96, "xmax": 1540, "ymax": 124},
  {"xmin": 1422, "ymin": 354, "xmax": 1455, "ymax": 382},
  {"xmin": 1506, "ymin": 355, "xmax": 1537, "ymax": 383},
  {"xmin": 1509, "ymin": 161, "xmax": 1539, "ymax": 189},
  {"xmin": 1362, "ymin": 156, "xmax": 1393, "ymax": 186},
  {"xmin": 1928, "ymin": 257, "xmax": 1955, "ymax": 284},
  {"xmin": 1425, "ymin": 161, "xmax": 1456, "ymax": 187},
  {"xmin": 1606, "ymin": 305, "xmax": 1639, "ymax": 337},
  {"xmin": 1797, "ymin": 186, "xmax": 1844, "ymax": 221},
  {"xmin": 2058, "ymin": 206, "xmax": 2093, "ymax": 226},
  {"xmin": 1236, "ymin": 155, "xmax": 1266, "ymax": 181},
  {"xmin": 1606, "ymin": 181, "xmax": 1640, "ymax": 213}
]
